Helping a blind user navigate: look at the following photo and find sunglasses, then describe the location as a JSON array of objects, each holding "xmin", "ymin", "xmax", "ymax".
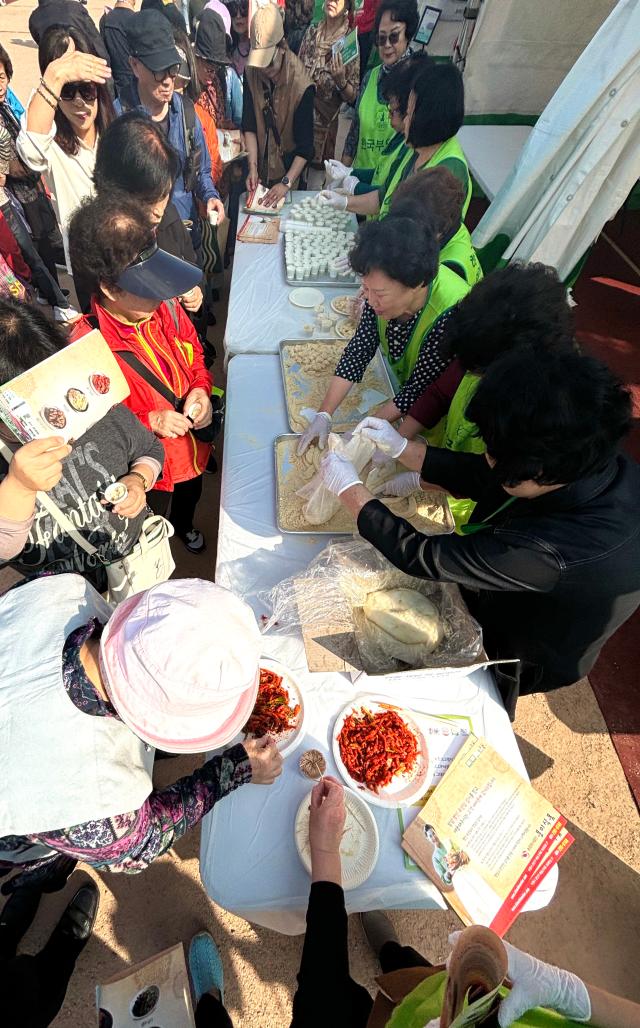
[
  {"xmin": 59, "ymin": 81, "xmax": 99, "ymax": 103},
  {"xmin": 376, "ymin": 28, "xmax": 405, "ymax": 46},
  {"xmin": 227, "ymin": 1, "xmax": 249, "ymax": 15},
  {"xmin": 151, "ymin": 64, "xmax": 181, "ymax": 83}
]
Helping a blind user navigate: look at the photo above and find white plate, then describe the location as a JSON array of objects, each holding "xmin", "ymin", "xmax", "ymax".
[
  {"xmin": 331, "ymin": 295, "xmax": 356, "ymax": 317},
  {"xmin": 336, "ymin": 317, "xmax": 357, "ymax": 339},
  {"xmin": 244, "ymin": 657, "xmax": 305, "ymax": 758},
  {"xmin": 332, "ymin": 695, "xmax": 430, "ymax": 809},
  {"xmin": 289, "ymin": 287, "xmax": 325, "ymax": 309},
  {"xmin": 294, "ymin": 786, "xmax": 379, "ymax": 890}
]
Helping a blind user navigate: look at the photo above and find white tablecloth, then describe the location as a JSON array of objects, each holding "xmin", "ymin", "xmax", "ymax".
[
  {"xmin": 458, "ymin": 125, "xmax": 532, "ymax": 201},
  {"xmin": 224, "ymin": 192, "xmax": 360, "ymax": 359},
  {"xmin": 199, "ymin": 355, "xmax": 557, "ymax": 934}
]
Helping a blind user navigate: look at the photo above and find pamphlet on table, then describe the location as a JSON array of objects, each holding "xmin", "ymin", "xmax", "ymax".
[
  {"xmin": 0, "ymin": 329, "xmax": 129, "ymax": 444},
  {"xmin": 402, "ymin": 735, "xmax": 574, "ymax": 935},
  {"xmin": 245, "ymin": 184, "xmax": 288, "ymax": 215}
]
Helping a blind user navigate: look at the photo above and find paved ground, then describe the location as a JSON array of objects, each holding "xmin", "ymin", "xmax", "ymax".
[{"xmin": 2, "ymin": 4, "xmax": 639, "ymax": 1025}]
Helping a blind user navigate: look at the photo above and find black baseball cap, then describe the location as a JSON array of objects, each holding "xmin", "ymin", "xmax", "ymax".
[
  {"xmin": 194, "ymin": 10, "xmax": 231, "ymax": 65},
  {"xmin": 127, "ymin": 10, "xmax": 182, "ymax": 72},
  {"xmin": 117, "ymin": 242, "xmax": 202, "ymax": 301}
]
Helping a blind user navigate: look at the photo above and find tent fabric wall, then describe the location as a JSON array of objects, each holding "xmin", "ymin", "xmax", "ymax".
[
  {"xmin": 463, "ymin": 0, "xmax": 617, "ymax": 117},
  {"xmin": 470, "ymin": 0, "xmax": 640, "ymax": 282}
]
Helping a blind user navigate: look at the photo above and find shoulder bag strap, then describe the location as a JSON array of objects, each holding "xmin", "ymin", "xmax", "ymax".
[
  {"xmin": 0, "ymin": 439, "xmax": 98, "ymax": 559},
  {"xmin": 117, "ymin": 351, "xmax": 182, "ymax": 410}
]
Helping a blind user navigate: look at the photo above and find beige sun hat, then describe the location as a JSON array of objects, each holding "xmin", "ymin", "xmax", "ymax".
[{"xmin": 246, "ymin": 2, "xmax": 285, "ymax": 69}]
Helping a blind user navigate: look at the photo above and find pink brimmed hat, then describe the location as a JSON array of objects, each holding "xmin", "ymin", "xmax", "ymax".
[{"xmin": 99, "ymin": 580, "xmax": 261, "ymax": 753}]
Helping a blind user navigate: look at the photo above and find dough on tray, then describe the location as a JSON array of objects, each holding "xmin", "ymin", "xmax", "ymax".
[{"xmin": 362, "ymin": 587, "xmax": 444, "ymax": 664}]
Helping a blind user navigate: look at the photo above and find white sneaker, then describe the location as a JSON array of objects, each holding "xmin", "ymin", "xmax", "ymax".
[{"xmin": 53, "ymin": 305, "xmax": 81, "ymax": 324}]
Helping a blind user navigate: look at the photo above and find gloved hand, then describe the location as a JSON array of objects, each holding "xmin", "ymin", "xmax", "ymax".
[
  {"xmin": 320, "ymin": 451, "xmax": 362, "ymax": 495},
  {"xmin": 371, "ymin": 448, "xmax": 393, "ymax": 467},
  {"xmin": 333, "ymin": 253, "xmax": 353, "ymax": 276},
  {"xmin": 318, "ymin": 190, "xmax": 349, "ymax": 211},
  {"xmin": 297, "ymin": 411, "xmax": 332, "ymax": 455},
  {"xmin": 338, "ymin": 174, "xmax": 360, "ymax": 196},
  {"xmin": 324, "ymin": 158, "xmax": 350, "ymax": 189},
  {"xmin": 355, "ymin": 416, "xmax": 408, "ymax": 458},
  {"xmin": 374, "ymin": 471, "xmax": 421, "ymax": 497},
  {"xmin": 447, "ymin": 933, "xmax": 592, "ymax": 1028}
]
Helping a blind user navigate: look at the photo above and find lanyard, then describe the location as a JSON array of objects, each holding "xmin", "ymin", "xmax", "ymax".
[{"xmin": 458, "ymin": 495, "xmax": 517, "ymax": 535}]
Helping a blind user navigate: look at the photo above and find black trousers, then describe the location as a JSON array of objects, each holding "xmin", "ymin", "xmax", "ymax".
[
  {"xmin": 291, "ymin": 882, "xmax": 430, "ymax": 1028},
  {"xmin": 0, "ymin": 935, "xmax": 81, "ymax": 1028},
  {"xmin": 195, "ymin": 993, "xmax": 234, "ymax": 1027},
  {"xmin": 147, "ymin": 473, "xmax": 204, "ymax": 538}
]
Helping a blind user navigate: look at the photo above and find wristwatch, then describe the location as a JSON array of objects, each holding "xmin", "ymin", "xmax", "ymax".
[{"xmin": 281, "ymin": 175, "xmax": 291, "ymax": 189}]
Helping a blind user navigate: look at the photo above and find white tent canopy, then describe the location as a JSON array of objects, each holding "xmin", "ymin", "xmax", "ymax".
[{"xmin": 468, "ymin": 0, "xmax": 640, "ymax": 280}]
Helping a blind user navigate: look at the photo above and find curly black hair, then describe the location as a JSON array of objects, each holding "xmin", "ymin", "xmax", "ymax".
[
  {"xmin": 467, "ymin": 348, "xmax": 632, "ymax": 486},
  {"xmin": 68, "ymin": 194, "xmax": 154, "ymax": 300},
  {"xmin": 349, "ymin": 216, "xmax": 439, "ymax": 288},
  {"xmin": 406, "ymin": 61, "xmax": 464, "ymax": 148},
  {"xmin": 441, "ymin": 263, "xmax": 574, "ymax": 372},
  {"xmin": 374, "ymin": 0, "xmax": 420, "ymax": 41}
]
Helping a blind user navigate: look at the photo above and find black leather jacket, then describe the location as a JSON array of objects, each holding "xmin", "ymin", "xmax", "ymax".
[{"xmin": 358, "ymin": 447, "xmax": 640, "ymax": 708}]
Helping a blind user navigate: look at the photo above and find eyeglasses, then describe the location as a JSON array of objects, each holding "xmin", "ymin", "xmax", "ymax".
[
  {"xmin": 227, "ymin": 1, "xmax": 249, "ymax": 15},
  {"xmin": 375, "ymin": 28, "xmax": 405, "ymax": 46},
  {"xmin": 59, "ymin": 81, "xmax": 99, "ymax": 103},
  {"xmin": 151, "ymin": 64, "xmax": 181, "ymax": 83}
]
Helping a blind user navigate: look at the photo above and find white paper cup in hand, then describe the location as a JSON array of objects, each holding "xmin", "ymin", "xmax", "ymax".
[{"xmin": 208, "ymin": 210, "xmax": 219, "ymax": 226}]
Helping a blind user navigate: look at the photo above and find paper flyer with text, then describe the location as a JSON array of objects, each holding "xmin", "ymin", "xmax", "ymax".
[{"xmin": 402, "ymin": 735, "xmax": 574, "ymax": 935}]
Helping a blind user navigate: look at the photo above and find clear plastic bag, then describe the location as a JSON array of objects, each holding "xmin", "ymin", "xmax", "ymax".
[
  {"xmin": 260, "ymin": 538, "xmax": 483, "ymax": 674},
  {"xmin": 296, "ymin": 432, "xmax": 375, "ymax": 525}
]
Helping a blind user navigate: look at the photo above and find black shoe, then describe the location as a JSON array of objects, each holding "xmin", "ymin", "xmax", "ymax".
[
  {"xmin": 360, "ymin": 911, "xmax": 399, "ymax": 959},
  {"xmin": 0, "ymin": 887, "xmax": 42, "ymax": 958},
  {"xmin": 48, "ymin": 881, "xmax": 99, "ymax": 954},
  {"xmin": 178, "ymin": 529, "xmax": 206, "ymax": 554},
  {"xmin": 205, "ymin": 454, "xmax": 218, "ymax": 475}
]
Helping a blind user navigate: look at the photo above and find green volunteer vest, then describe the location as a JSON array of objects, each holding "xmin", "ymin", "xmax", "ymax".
[
  {"xmin": 387, "ymin": 968, "xmax": 582, "ymax": 1028},
  {"xmin": 377, "ymin": 265, "xmax": 470, "ymax": 387},
  {"xmin": 378, "ymin": 135, "xmax": 472, "ymax": 220},
  {"xmin": 442, "ymin": 371, "xmax": 483, "ymax": 530},
  {"xmin": 441, "ymin": 223, "xmax": 483, "ymax": 285},
  {"xmin": 353, "ymin": 66, "xmax": 394, "ymax": 171},
  {"xmin": 372, "ymin": 133, "xmax": 408, "ymax": 192}
]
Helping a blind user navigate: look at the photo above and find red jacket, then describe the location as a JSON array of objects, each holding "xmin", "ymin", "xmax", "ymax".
[{"xmin": 72, "ymin": 300, "xmax": 212, "ymax": 491}]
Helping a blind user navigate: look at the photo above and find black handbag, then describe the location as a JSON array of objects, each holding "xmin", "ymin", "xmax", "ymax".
[{"xmin": 118, "ymin": 351, "xmax": 222, "ymax": 444}]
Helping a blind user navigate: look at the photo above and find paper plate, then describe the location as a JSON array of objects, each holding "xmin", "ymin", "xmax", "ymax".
[
  {"xmin": 294, "ymin": 786, "xmax": 379, "ymax": 890},
  {"xmin": 243, "ymin": 657, "xmax": 305, "ymax": 758},
  {"xmin": 332, "ymin": 695, "xmax": 430, "ymax": 809},
  {"xmin": 331, "ymin": 295, "xmax": 355, "ymax": 317},
  {"xmin": 289, "ymin": 287, "xmax": 325, "ymax": 309}
]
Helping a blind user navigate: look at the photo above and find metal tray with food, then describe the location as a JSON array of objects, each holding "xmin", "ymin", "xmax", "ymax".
[
  {"xmin": 279, "ymin": 339, "xmax": 393, "ymax": 434},
  {"xmin": 274, "ymin": 435, "xmax": 455, "ymax": 537}
]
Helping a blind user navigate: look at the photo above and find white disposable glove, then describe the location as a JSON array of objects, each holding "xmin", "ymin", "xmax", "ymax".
[
  {"xmin": 338, "ymin": 174, "xmax": 359, "ymax": 196},
  {"xmin": 297, "ymin": 411, "xmax": 332, "ymax": 455},
  {"xmin": 318, "ymin": 189, "xmax": 349, "ymax": 211},
  {"xmin": 333, "ymin": 253, "xmax": 353, "ymax": 276},
  {"xmin": 324, "ymin": 158, "xmax": 350, "ymax": 188},
  {"xmin": 355, "ymin": 416, "xmax": 408, "ymax": 458},
  {"xmin": 375, "ymin": 471, "xmax": 421, "ymax": 498},
  {"xmin": 447, "ymin": 933, "xmax": 591, "ymax": 1028},
  {"xmin": 320, "ymin": 451, "xmax": 362, "ymax": 495}
]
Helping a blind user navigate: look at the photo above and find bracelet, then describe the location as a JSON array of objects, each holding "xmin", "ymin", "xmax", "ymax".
[
  {"xmin": 124, "ymin": 470, "xmax": 149, "ymax": 491},
  {"xmin": 36, "ymin": 87, "xmax": 57, "ymax": 111},
  {"xmin": 39, "ymin": 77, "xmax": 60, "ymax": 102}
]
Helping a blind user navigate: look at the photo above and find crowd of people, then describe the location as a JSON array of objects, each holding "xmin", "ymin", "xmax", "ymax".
[{"xmin": 0, "ymin": 0, "xmax": 639, "ymax": 1025}]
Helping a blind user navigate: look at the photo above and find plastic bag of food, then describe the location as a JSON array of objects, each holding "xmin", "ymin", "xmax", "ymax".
[
  {"xmin": 259, "ymin": 537, "xmax": 482, "ymax": 674},
  {"xmin": 296, "ymin": 431, "xmax": 375, "ymax": 525}
]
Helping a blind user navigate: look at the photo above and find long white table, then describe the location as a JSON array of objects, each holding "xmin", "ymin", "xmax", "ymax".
[
  {"xmin": 458, "ymin": 125, "xmax": 532, "ymax": 200},
  {"xmin": 199, "ymin": 355, "xmax": 557, "ymax": 934},
  {"xmin": 224, "ymin": 191, "xmax": 360, "ymax": 359}
]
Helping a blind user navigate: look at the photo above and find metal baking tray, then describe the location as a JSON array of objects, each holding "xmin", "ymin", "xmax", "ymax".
[
  {"xmin": 279, "ymin": 339, "xmax": 394, "ymax": 434},
  {"xmin": 274, "ymin": 434, "xmax": 355, "ymax": 535}
]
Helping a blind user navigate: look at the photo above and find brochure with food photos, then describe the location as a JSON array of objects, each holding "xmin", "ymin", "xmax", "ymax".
[
  {"xmin": 97, "ymin": 944, "xmax": 195, "ymax": 1027},
  {"xmin": 0, "ymin": 329, "xmax": 129, "ymax": 444},
  {"xmin": 402, "ymin": 735, "xmax": 574, "ymax": 936}
]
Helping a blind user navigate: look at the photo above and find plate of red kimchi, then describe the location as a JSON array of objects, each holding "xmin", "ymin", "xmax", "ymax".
[
  {"xmin": 243, "ymin": 658, "xmax": 305, "ymax": 758},
  {"xmin": 332, "ymin": 695, "xmax": 429, "ymax": 808}
]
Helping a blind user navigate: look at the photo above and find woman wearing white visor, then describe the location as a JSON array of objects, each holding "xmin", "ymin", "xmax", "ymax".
[{"xmin": 0, "ymin": 575, "xmax": 281, "ymax": 886}]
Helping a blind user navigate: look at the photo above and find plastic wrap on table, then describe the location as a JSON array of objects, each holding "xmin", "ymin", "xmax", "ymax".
[
  {"xmin": 296, "ymin": 431, "xmax": 375, "ymax": 524},
  {"xmin": 260, "ymin": 537, "xmax": 483, "ymax": 673}
]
